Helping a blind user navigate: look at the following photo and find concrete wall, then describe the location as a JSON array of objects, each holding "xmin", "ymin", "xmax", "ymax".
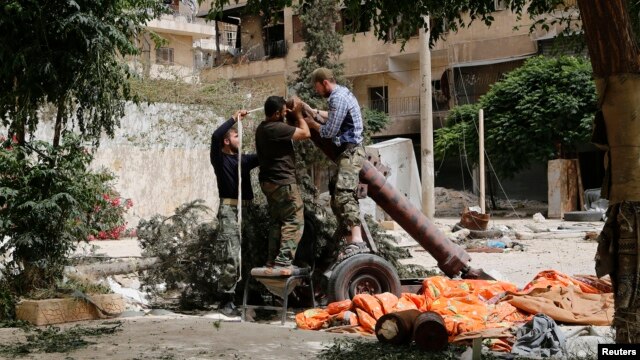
[{"xmin": 24, "ymin": 102, "xmax": 235, "ymax": 227}]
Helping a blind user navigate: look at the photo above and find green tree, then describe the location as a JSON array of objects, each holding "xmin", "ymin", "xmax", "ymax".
[
  {"xmin": 288, "ymin": 0, "xmax": 345, "ymax": 108},
  {"xmin": 435, "ymin": 56, "xmax": 597, "ymax": 178},
  {"xmin": 0, "ymin": 0, "xmax": 164, "ymax": 299},
  {"xmin": 0, "ymin": 135, "xmax": 115, "ymax": 294},
  {"xmin": 205, "ymin": 0, "xmax": 640, "ymax": 343},
  {"xmin": 0, "ymin": 0, "xmax": 166, "ymax": 147}
]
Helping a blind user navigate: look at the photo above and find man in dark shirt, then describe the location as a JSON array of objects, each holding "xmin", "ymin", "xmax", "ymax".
[
  {"xmin": 210, "ymin": 109, "xmax": 259, "ymax": 311},
  {"xmin": 255, "ymin": 96, "xmax": 310, "ymax": 268}
]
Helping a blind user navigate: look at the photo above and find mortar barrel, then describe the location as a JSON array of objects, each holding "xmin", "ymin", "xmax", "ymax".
[
  {"xmin": 361, "ymin": 160, "xmax": 471, "ymax": 276},
  {"xmin": 375, "ymin": 309, "xmax": 421, "ymax": 345},
  {"xmin": 413, "ymin": 311, "xmax": 448, "ymax": 351}
]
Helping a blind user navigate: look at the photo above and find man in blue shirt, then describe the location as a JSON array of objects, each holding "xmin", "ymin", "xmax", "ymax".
[{"xmin": 305, "ymin": 67, "xmax": 369, "ymax": 259}]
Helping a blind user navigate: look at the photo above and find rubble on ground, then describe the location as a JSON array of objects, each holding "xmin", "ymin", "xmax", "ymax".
[{"xmin": 434, "ymin": 187, "xmax": 548, "ymax": 217}]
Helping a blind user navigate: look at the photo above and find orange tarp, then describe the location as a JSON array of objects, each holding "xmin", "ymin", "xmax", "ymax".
[{"xmin": 295, "ymin": 270, "xmax": 613, "ymax": 345}]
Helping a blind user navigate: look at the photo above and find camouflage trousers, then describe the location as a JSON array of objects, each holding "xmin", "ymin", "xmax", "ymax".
[
  {"xmin": 261, "ymin": 182, "xmax": 304, "ymax": 266},
  {"xmin": 596, "ymin": 201, "xmax": 640, "ymax": 343},
  {"xmin": 213, "ymin": 203, "xmax": 253, "ymax": 294},
  {"xmin": 330, "ymin": 145, "xmax": 366, "ymax": 235}
]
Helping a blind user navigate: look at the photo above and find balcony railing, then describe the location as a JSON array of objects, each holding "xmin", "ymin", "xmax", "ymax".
[
  {"xmin": 265, "ymin": 40, "xmax": 287, "ymax": 58},
  {"xmin": 369, "ymin": 96, "xmax": 420, "ymax": 116}
]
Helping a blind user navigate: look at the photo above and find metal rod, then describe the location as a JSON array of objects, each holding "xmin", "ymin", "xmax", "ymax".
[{"xmin": 479, "ymin": 108, "xmax": 485, "ymax": 214}]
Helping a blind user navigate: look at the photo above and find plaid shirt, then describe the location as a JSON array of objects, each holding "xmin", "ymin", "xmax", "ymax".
[{"xmin": 320, "ymin": 85, "xmax": 364, "ymax": 146}]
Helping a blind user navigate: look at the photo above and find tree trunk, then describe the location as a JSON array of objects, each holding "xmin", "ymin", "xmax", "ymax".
[
  {"xmin": 215, "ymin": 21, "xmax": 221, "ymax": 66},
  {"xmin": 65, "ymin": 257, "xmax": 159, "ymax": 279},
  {"xmin": 577, "ymin": 0, "xmax": 640, "ymax": 343},
  {"xmin": 53, "ymin": 100, "xmax": 65, "ymax": 148}
]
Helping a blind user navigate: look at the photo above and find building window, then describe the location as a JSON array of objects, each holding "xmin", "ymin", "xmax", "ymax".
[
  {"xmin": 494, "ymin": 0, "xmax": 507, "ymax": 11},
  {"xmin": 156, "ymin": 47, "xmax": 174, "ymax": 65},
  {"xmin": 337, "ymin": 8, "xmax": 371, "ymax": 34},
  {"xmin": 223, "ymin": 22, "xmax": 237, "ymax": 47},
  {"xmin": 369, "ymin": 86, "xmax": 388, "ymax": 113}
]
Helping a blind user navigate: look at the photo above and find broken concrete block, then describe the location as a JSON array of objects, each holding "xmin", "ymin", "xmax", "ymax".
[
  {"xmin": 380, "ymin": 220, "xmax": 401, "ymax": 230},
  {"xmin": 533, "ymin": 213, "xmax": 546, "ymax": 223},
  {"xmin": 16, "ymin": 294, "xmax": 124, "ymax": 326},
  {"xmin": 516, "ymin": 232, "xmax": 534, "ymax": 240}
]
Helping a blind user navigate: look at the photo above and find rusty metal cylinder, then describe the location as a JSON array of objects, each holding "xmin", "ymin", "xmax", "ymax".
[
  {"xmin": 375, "ymin": 309, "xmax": 421, "ymax": 345},
  {"xmin": 413, "ymin": 311, "xmax": 448, "ymax": 351},
  {"xmin": 361, "ymin": 161, "xmax": 471, "ymax": 277}
]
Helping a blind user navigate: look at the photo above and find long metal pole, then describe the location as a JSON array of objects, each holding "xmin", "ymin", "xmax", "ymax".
[
  {"xmin": 419, "ymin": 16, "xmax": 435, "ymax": 218},
  {"xmin": 479, "ymin": 109, "xmax": 485, "ymax": 213}
]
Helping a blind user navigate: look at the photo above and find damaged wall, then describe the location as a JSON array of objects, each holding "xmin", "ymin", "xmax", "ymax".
[{"xmin": 17, "ymin": 102, "xmax": 233, "ymax": 227}]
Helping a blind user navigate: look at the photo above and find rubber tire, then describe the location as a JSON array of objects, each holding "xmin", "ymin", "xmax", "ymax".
[{"xmin": 327, "ymin": 253, "xmax": 401, "ymax": 302}]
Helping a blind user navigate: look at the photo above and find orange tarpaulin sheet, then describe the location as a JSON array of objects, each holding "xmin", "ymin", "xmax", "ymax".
[
  {"xmin": 520, "ymin": 270, "xmax": 601, "ymax": 294},
  {"xmin": 295, "ymin": 270, "xmax": 613, "ymax": 344}
]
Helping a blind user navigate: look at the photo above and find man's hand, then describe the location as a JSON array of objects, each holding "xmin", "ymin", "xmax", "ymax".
[
  {"xmin": 300, "ymin": 100, "xmax": 315, "ymax": 117},
  {"xmin": 290, "ymin": 96, "xmax": 304, "ymax": 116},
  {"xmin": 233, "ymin": 109, "xmax": 248, "ymax": 122}
]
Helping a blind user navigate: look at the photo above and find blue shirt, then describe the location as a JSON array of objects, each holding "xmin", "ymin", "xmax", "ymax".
[{"xmin": 320, "ymin": 85, "xmax": 364, "ymax": 146}]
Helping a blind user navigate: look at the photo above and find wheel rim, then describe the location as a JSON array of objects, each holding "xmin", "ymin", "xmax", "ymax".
[{"xmin": 348, "ymin": 273, "xmax": 383, "ymax": 298}]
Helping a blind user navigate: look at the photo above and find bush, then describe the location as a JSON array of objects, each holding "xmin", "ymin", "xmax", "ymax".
[
  {"xmin": 87, "ymin": 191, "xmax": 134, "ymax": 240},
  {"xmin": 435, "ymin": 56, "xmax": 596, "ymax": 178},
  {"xmin": 0, "ymin": 134, "xmax": 130, "ymax": 295}
]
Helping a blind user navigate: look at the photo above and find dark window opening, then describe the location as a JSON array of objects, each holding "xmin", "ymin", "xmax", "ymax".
[
  {"xmin": 369, "ymin": 86, "xmax": 388, "ymax": 113},
  {"xmin": 264, "ymin": 23, "xmax": 287, "ymax": 58},
  {"xmin": 338, "ymin": 8, "xmax": 370, "ymax": 34}
]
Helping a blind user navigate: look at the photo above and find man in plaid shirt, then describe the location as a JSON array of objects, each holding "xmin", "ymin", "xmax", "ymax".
[{"xmin": 305, "ymin": 67, "xmax": 370, "ymax": 260}]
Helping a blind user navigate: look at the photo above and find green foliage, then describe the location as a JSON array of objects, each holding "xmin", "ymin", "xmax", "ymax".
[
  {"xmin": 361, "ymin": 108, "xmax": 391, "ymax": 144},
  {"xmin": 0, "ymin": 280, "xmax": 16, "ymax": 321},
  {"xmin": 0, "ymin": 134, "xmax": 120, "ymax": 294},
  {"xmin": 130, "ymin": 78, "xmax": 273, "ymax": 114},
  {"xmin": 288, "ymin": 0, "xmax": 345, "ymax": 108},
  {"xmin": 137, "ymin": 200, "xmax": 218, "ymax": 305},
  {"xmin": 434, "ymin": 104, "xmax": 480, "ymax": 167},
  {"xmin": 0, "ymin": 0, "xmax": 167, "ymax": 144},
  {"xmin": 318, "ymin": 338, "xmax": 469, "ymax": 360},
  {"xmin": 435, "ymin": 56, "xmax": 596, "ymax": 178}
]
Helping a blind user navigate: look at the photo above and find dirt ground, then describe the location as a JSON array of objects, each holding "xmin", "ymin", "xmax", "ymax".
[
  {"xmin": 0, "ymin": 215, "xmax": 605, "ymax": 359},
  {"xmin": 403, "ymin": 217, "xmax": 602, "ymax": 287},
  {"xmin": 0, "ymin": 317, "xmax": 350, "ymax": 359}
]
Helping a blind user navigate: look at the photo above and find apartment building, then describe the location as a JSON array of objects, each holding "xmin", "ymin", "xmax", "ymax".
[
  {"xmin": 198, "ymin": 1, "xmax": 576, "ymax": 138},
  {"xmin": 135, "ymin": 0, "xmax": 218, "ymax": 82}
]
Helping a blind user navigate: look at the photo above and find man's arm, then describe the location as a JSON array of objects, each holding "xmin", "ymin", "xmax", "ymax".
[
  {"xmin": 210, "ymin": 110, "xmax": 247, "ymax": 166},
  {"xmin": 210, "ymin": 117, "xmax": 236, "ymax": 166},
  {"xmin": 291, "ymin": 98, "xmax": 311, "ymax": 141},
  {"xmin": 243, "ymin": 154, "xmax": 260, "ymax": 170},
  {"xmin": 319, "ymin": 93, "xmax": 348, "ymax": 139},
  {"xmin": 302, "ymin": 102, "xmax": 328, "ymax": 124}
]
